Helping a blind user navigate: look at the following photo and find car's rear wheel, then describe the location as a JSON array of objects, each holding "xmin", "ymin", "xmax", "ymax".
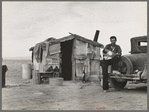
[{"xmin": 110, "ymin": 78, "xmax": 127, "ymax": 89}]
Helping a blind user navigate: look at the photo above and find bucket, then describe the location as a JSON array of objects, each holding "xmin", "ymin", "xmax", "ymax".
[
  {"xmin": 32, "ymin": 70, "xmax": 40, "ymax": 84},
  {"xmin": 22, "ymin": 64, "xmax": 31, "ymax": 79},
  {"xmin": 49, "ymin": 77, "xmax": 63, "ymax": 86}
]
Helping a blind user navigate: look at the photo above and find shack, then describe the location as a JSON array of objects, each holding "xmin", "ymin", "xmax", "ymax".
[{"xmin": 29, "ymin": 33, "xmax": 104, "ymax": 81}]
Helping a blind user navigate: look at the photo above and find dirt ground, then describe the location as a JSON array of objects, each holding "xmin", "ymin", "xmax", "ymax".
[
  {"xmin": 2, "ymin": 60, "xmax": 147, "ymax": 110},
  {"xmin": 2, "ymin": 75, "xmax": 147, "ymax": 110}
]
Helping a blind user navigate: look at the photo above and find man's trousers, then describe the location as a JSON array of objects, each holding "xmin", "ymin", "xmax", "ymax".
[{"xmin": 101, "ymin": 56, "xmax": 120, "ymax": 90}]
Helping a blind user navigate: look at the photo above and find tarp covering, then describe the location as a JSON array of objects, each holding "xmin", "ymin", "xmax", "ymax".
[
  {"xmin": 131, "ymin": 36, "xmax": 147, "ymax": 54},
  {"xmin": 34, "ymin": 43, "xmax": 44, "ymax": 63},
  {"xmin": 33, "ymin": 54, "xmax": 40, "ymax": 70},
  {"xmin": 29, "ymin": 47, "xmax": 34, "ymax": 63}
]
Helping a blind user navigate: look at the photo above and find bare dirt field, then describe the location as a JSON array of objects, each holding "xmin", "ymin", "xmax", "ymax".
[{"xmin": 2, "ymin": 60, "xmax": 147, "ymax": 110}]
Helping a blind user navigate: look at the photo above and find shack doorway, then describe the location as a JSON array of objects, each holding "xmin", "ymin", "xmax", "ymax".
[{"xmin": 61, "ymin": 40, "xmax": 73, "ymax": 80}]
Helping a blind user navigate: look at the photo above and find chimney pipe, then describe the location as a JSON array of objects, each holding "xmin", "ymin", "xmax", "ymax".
[{"xmin": 93, "ymin": 30, "xmax": 100, "ymax": 42}]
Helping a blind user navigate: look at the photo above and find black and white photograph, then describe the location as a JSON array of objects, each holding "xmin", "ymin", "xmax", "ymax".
[{"xmin": 2, "ymin": 1, "xmax": 147, "ymax": 110}]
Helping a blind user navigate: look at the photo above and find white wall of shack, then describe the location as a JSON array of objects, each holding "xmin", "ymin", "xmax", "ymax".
[{"xmin": 74, "ymin": 39, "xmax": 101, "ymax": 78}]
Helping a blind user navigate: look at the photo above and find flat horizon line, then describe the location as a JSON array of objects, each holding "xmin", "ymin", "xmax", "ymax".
[
  {"xmin": 2, "ymin": 57, "xmax": 31, "ymax": 60},
  {"xmin": 3, "ymin": 59, "xmax": 31, "ymax": 60}
]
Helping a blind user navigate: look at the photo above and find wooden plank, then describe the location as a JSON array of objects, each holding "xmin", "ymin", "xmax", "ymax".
[
  {"xmin": 75, "ymin": 39, "xmax": 88, "ymax": 55},
  {"xmin": 90, "ymin": 60, "xmax": 100, "ymax": 76},
  {"xmin": 39, "ymin": 73, "xmax": 54, "ymax": 78},
  {"xmin": 40, "ymin": 72, "xmax": 53, "ymax": 74}
]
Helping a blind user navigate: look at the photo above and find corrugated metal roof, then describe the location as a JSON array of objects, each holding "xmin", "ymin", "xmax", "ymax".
[
  {"xmin": 44, "ymin": 34, "xmax": 104, "ymax": 48},
  {"xmin": 30, "ymin": 34, "xmax": 104, "ymax": 50}
]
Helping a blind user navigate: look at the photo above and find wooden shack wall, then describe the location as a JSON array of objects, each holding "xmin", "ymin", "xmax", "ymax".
[
  {"xmin": 74, "ymin": 39, "xmax": 101, "ymax": 59},
  {"xmin": 38, "ymin": 43, "xmax": 60, "ymax": 72},
  {"xmin": 45, "ymin": 53, "xmax": 60, "ymax": 71},
  {"xmin": 33, "ymin": 38, "xmax": 101, "ymax": 80},
  {"xmin": 73, "ymin": 39, "xmax": 101, "ymax": 79},
  {"xmin": 89, "ymin": 45, "xmax": 100, "ymax": 76},
  {"xmin": 73, "ymin": 39, "xmax": 88, "ymax": 79}
]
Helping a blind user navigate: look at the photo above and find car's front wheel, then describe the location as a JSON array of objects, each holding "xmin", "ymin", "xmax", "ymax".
[{"xmin": 110, "ymin": 78, "xmax": 127, "ymax": 89}]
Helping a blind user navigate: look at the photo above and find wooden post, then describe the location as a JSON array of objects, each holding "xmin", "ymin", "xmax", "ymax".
[
  {"xmin": 72, "ymin": 39, "xmax": 76, "ymax": 81},
  {"xmin": 87, "ymin": 57, "xmax": 91, "ymax": 81},
  {"xmin": 2, "ymin": 65, "xmax": 8, "ymax": 88},
  {"xmin": 32, "ymin": 70, "xmax": 40, "ymax": 84},
  {"xmin": 59, "ymin": 53, "xmax": 62, "ymax": 77}
]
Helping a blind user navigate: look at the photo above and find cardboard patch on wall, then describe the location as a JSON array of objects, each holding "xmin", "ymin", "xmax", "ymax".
[{"xmin": 49, "ymin": 43, "xmax": 60, "ymax": 55}]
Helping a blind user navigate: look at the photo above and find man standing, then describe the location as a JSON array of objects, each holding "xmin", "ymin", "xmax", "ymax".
[
  {"xmin": 2, "ymin": 58, "xmax": 8, "ymax": 88},
  {"xmin": 102, "ymin": 36, "xmax": 122, "ymax": 92}
]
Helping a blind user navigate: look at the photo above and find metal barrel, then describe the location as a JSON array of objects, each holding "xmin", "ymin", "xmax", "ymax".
[{"xmin": 22, "ymin": 64, "xmax": 32, "ymax": 79}]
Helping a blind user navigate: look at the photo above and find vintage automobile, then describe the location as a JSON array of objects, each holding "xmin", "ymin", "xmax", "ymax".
[{"xmin": 100, "ymin": 36, "xmax": 147, "ymax": 89}]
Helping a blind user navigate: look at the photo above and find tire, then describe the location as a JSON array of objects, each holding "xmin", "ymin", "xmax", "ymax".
[
  {"xmin": 121, "ymin": 56, "xmax": 133, "ymax": 74},
  {"xmin": 110, "ymin": 78, "xmax": 127, "ymax": 89}
]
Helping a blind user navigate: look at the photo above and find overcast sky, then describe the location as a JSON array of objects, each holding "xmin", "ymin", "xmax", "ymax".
[{"xmin": 2, "ymin": 1, "xmax": 147, "ymax": 59}]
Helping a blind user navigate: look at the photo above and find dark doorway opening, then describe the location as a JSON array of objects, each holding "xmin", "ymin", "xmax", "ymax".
[{"xmin": 61, "ymin": 40, "xmax": 73, "ymax": 80}]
